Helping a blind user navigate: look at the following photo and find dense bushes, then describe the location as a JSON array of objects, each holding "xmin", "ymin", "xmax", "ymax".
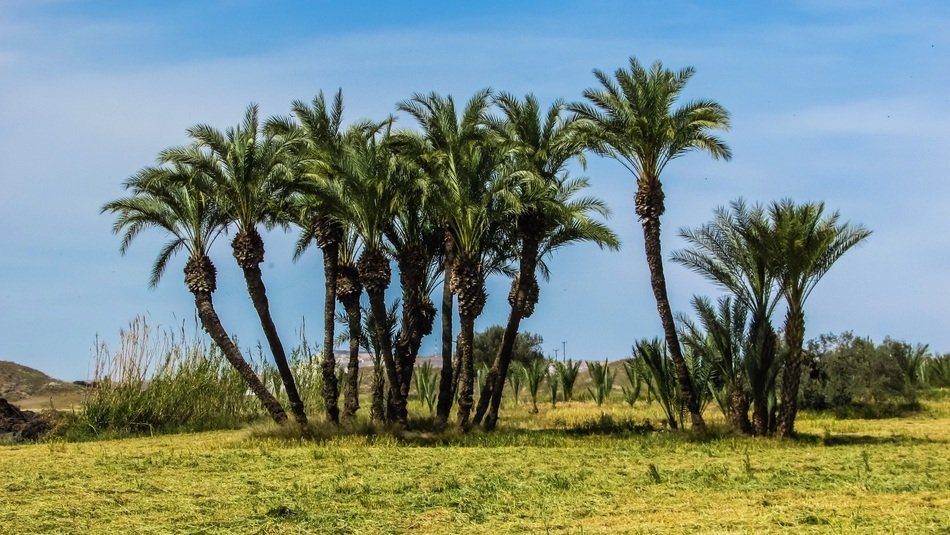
[{"xmin": 799, "ymin": 332, "xmax": 930, "ymax": 417}]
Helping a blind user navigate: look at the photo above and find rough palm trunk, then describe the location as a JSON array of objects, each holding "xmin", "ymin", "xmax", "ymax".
[
  {"xmin": 452, "ymin": 255, "xmax": 486, "ymax": 430},
  {"xmin": 336, "ymin": 263, "xmax": 362, "ymax": 422},
  {"xmin": 728, "ymin": 388, "xmax": 753, "ymax": 435},
  {"xmin": 370, "ymin": 362, "xmax": 386, "ymax": 422},
  {"xmin": 359, "ymin": 248, "xmax": 405, "ymax": 427},
  {"xmin": 341, "ymin": 299, "xmax": 361, "ymax": 421},
  {"xmin": 750, "ymin": 321, "xmax": 777, "ymax": 436},
  {"xmin": 435, "ymin": 233, "xmax": 456, "ymax": 427},
  {"xmin": 393, "ymin": 247, "xmax": 437, "ymax": 424},
  {"xmin": 233, "ymin": 229, "xmax": 307, "ymax": 425},
  {"xmin": 320, "ymin": 242, "xmax": 341, "ymax": 424},
  {"xmin": 476, "ymin": 223, "xmax": 542, "ymax": 430},
  {"xmin": 776, "ymin": 306, "xmax": 805, "ymax": 438},
  {"xmin": 636, "ymin": 183, "xmax": 706, "ymax": 432},
  {"xmin": 185, "ymin": 255, "xmax": 287, "ymax": 424}
]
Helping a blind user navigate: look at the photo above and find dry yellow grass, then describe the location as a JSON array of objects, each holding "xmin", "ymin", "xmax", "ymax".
[{"xmin": 2, "ymin": 398, "xmax": 948, "ymax": 533}]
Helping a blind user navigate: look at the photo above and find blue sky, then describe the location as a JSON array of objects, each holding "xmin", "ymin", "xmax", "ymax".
[{"xmin": 1, "ymin": 1, "xmax": 948, "ymax": 380}]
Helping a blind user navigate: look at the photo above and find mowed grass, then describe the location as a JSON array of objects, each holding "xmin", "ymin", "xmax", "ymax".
[{"xmin": 2, "ymin": 398, "xmax": 949, "ymax": 534}]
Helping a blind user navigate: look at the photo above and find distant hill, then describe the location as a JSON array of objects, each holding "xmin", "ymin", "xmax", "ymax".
[{"xmin": 0, "ymin": 361, "xmax": 86, "ymax": 409}]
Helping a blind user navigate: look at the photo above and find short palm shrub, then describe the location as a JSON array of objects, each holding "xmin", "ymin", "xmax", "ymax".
[
  {"xmin": 545, "ymin": 362, "xmax": 559, "ymax": 407},
  {"xmin": 621, "ymin": 359, "xmax": 643, "ymax": 407},
  {"xmin": 413, "ymin": 361, "xmax": 438, "ymax": 413},
  {"xmin": 555, "ymin": 359, "xmax": 581, "ymax": 402},
  {"xmin": 586, "ymin": 359, "xmax": 615, "ymax": 406},
  {"xmin": 634, "ymin": 338, "xmax": 682, "ymax": 429},
  {"xmin": 523, "ymin": 359, "xmax": 546, "ymax": 413},
  {"xmin": 507, "ymin": 362, "xmax": 524, "ymax": 405},
  {"xmin": 925, "ymin": 354, "xmax": 950, "ymax": 388}
]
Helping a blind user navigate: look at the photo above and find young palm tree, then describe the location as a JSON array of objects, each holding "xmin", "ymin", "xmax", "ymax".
[
  {"xmin": 268, "ymin": 90, "xmax": 353, "ymax": 424},
  {"xmin": 472, "ymin": 93, "xmax": 620, "ymax": 430},
  {"xmin": 572, "ymin": 57, "xmax": 732, "ymax": 432},
  {"xmin": 173, "ymin": 104, "xmax": 307, "ymax": 424},
  {"xmin": 768, "ymin": 200, "xmax": 870, "ymax": 437},
  {"xmin": 398, "ymin": 90, "xmax": 508, "ymax": 430},
  {"xmin": 672, "ymin": 199, "xmax": 781, "ymax": 434},
  {"xmin": 101, "ymin": 160, "xmax": 288, "ymax": 424}
]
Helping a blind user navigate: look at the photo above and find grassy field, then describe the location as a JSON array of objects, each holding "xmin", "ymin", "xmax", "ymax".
[{"xmin": 2, "ymin": 398, "xmax": 949, "ymax": 534}]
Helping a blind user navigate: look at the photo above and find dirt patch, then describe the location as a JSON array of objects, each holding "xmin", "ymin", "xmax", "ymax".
[{"xmin": 0, "ymin": 398, "xmax": 54, "ymax": 442}]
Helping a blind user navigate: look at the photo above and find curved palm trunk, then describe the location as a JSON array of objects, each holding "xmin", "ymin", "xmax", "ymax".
[
  {"xmin": 233, "ymin": 229, "xmax": 307, "ymax": 425},
  {"xmin": 366, "ymin": 288, "xmax": 404, "ymax": 426},
  {"xmin": 637, "ymin": 185, "xmax": 706, "ymax": 432},
  {"xmin": 185, "ymin": 256, "xmax": 287, "ymax": 425},
  {"xmin": 341, "ymin": 297, "xmax": 362, "ymax": 421},
  {"xmin": 393, "ymin": 249, "xmax": 437, "ymax": 424},
  {"xmin": 776, "ymin": 306, "xmax": 805, "ymax": 438},
  {"xmin": 320, "ymin": 243, "xmax": 341, "ymax": 424},
  {"xmin": 435, "ymin": 234, "xmax": 456, "ymax": 427},
  {"xmin": 476, "ymin": 228, "xmax": 542, "ymax": 430}
]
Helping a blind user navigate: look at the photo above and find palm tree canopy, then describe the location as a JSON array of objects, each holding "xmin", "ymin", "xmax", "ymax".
[
  {"xmin": 672, "ymin": 198, "xmax": 780, "ymax": 317},
  {"xmin": 163, "ymin": 103, "xmax": 298, "ymax": 233},
  {"xmin": 571, "ymin": 57, "xmax": 731, "ymax": 186},
  {"xmin": 101, "ymin": 161, "xmax": 225, "ymax": 287},
  {"xmin": 767, "ymin": 199, "xmax": 872, "ymax": 305}
]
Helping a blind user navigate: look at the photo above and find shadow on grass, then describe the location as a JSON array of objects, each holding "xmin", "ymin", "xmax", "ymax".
[
  {"xmin": 243, "ymin": 413, "xmax": 744, "ymax": 448},
  {"xmin": 793, "ymin": 431, "xmax": 948, "ymax": 447}
]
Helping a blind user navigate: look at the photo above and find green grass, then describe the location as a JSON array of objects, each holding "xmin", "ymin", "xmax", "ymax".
[{"xmin": 3, "ymin": 397, "xmax": 949, "ymax": 533}]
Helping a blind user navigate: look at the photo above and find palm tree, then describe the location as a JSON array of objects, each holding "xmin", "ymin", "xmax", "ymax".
[
  {"xmin": 385, "ymin": 166, "xmax": 443, "ymax": 425},
  {"xmin": 768, "ymin": 200, "xmax": 871, "ymax": 437},
  {"xmin": 173, "ymin": 104, "xmax": 307, "ymax": 424},
  {"xmin": 572, "ymin": 57, "xmax": 732, "ymax": 432},
  {"xmin": 473, "ymin": 93, "xmax": 620, "ymax": 430},
  {"xmin": 397, "ymin": 90, "xmax": 506, "ymax": 429},
  {"xmin": 337, "ymin": 122, "xmax": 409, "ymax": 426},
  {"xmin": 679, "ymin": 295, "xmax": 753, "ymax": 434},
  {"xmin": 672, "ymin": 199, "xmax": 781, "ymax": 434},
  {"xmin": 101, "ymin": 159, "xmax": 288, "ymax": 424},
  {"xmin": 268, "ymin": 90, "xmax": 353, "ymax": 424}
]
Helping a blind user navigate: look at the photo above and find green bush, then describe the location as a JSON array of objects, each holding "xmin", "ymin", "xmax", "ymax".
[{"xmin": 800, "ymin": 332, "xmax": 922, "ymax": 417}]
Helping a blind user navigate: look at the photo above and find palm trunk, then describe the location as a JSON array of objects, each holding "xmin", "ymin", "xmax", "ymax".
[
  {"xmin": 367, "ymin": 288, "xmax": 405, "ymax": 427},
  {"xmin": 341, "ymin": 297, "xmax": 361, "ymax": 421},
  {"xmin": 370, "ymin": 363, "xmax": 386, "ymax": 423},
  {"xmin": 728, "ymin": 388, "xmax": 753, "ymax": 435},
  {"xmin": 233, "ymin": 230, "xmax": 306, "ymax": 425},
  {"xmin": 435, "ymin": 234, "xmax": 456, "ymax": 427},
  {"xmin": 749, "ymin": 320, "xmax": 777, "ymax": 436},
  {"xmin": 776, "ymin": 305, "xmax": 805, "ymax": 438},
  {"xmin": 192, "ymin": 293, "xmax": 287, "ymax": 425},
  {"xmin": 479, "ymin": 227, "xmax": 541, "ymax": 431},
  {"xmin": 475, "ymin": 307, "xmax": 521, "ymax": 429},
  {"xmin": 393, "ymin": 248, "xmax": 437, "ymax": 424},
  {"xmin": 456, "ymin": 314, "xmax": 476, "ymax": 429},
  {"xmin": 320, "ymin": 243, "xmax": 341, "ymax": 424},
  {"xmin": 637, "ymin": 186, "xmax": 706, "ymax": 432}
]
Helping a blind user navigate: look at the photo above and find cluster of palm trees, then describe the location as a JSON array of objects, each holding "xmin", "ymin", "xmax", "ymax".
[
  {"xmin": 102, "ymin": 56, "xmax": 867, "ymax": 436},
  {"xmin": 673, "ymin": 199, "xmax": 870, "ymax": 437}
]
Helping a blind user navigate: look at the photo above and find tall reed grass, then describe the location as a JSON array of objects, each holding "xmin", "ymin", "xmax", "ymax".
[{"xmin": 62, "ymin": 317, "xmax": 323, "ymax": 439}]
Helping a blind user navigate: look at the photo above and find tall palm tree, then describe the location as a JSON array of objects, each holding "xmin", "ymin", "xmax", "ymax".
[
  {"xmin": 172, "ymin": 104, "xmax": 307, "ymax": 424},
  {"xmin": 397, "ymin": 90, "xmax": 506, "ymax": 429},
  {"xmin": 672, "ymin": 199, "xmax": 781, "ymax": 434},
  {"xmin": 101, "ymin": 160, "xmax": 288, "ymax": 424},
  {"xmin": 268, "ymin": 90, "xmax": 353, "ymax": 424},
  {"xmin": 572, "ymin": 57, "xmax": 732, "ymax": 432},
  {"xmin": 337, "ymin": 122, "xmax": 408, "ymax": 426},
  {"xmin": 473, "ymin": 93, "xmax": 620, "ymax": 430},
  {"xmin": 385, "ymin": 166, "xmax": 442, "ymax": 425},
  {"xmin": 768, "ymin": 200, "xmax": 870, "ymax": 437}
]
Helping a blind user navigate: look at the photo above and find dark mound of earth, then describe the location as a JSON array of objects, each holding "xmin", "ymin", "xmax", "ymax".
[{"xmin": 0, "ymin": 398, "xmax": 54, "ymax": 442}]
